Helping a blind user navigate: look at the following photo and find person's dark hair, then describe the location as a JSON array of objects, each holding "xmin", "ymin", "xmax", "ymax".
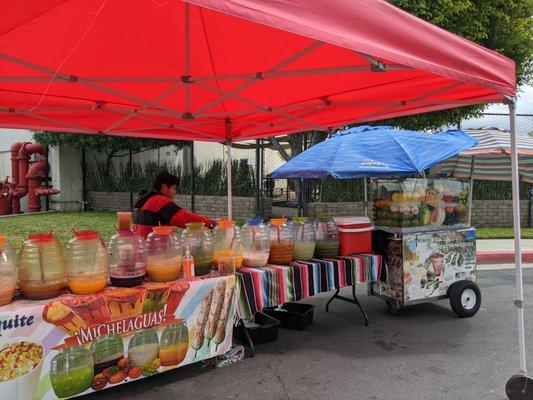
[{"xmin": 153, "ymin": 170, "xmax": 180, "ymax": 191}]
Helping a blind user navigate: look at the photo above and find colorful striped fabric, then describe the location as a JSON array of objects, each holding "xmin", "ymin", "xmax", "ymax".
[
  {"xmin": 435, "ymin": 128, "xmax": 533, "ymax": 183},
  {"xmin": 236, "ymin": 254, "xmax": 382, "ymax": 319}
]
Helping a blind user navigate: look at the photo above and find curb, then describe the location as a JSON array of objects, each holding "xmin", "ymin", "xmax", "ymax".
[{"xmin": 477, "ymin": 251, "xmax": 533, "ymax": 264}]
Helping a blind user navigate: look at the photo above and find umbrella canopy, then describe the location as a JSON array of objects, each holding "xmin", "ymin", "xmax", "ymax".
[
  {"xmin": 0, "ymin": 0, "xmax": 515, "ymax": 141},
  {"xmin": 270, "ymin": 125, "xmax": 478, "ymax": 179},
  {"xmin": 436, "ymin": 128, "xmax": 533, "ymax": 183}
]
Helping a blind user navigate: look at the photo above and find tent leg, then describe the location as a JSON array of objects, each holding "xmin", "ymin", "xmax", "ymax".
[
  {"xmin": 509, "ymin": 101, "xmax": 527, "ymax": 374},
  {"xmin": 226, "ymin": 141, "xmax": 233, "ymax": 220}
]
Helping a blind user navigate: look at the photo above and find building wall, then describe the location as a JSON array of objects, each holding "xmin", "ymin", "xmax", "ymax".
[{"xmin": 87, "ymin": 192, "xmax": 273, "ymax": 221}]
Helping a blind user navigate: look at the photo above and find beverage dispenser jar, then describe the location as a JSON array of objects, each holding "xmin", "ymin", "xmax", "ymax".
[
  {"xmin": 146, "ymin": 226, "xmax": 182, "ymax": 282},
  {"xmin": 268, "ymin": 218, "xmax": 294, "ymax": 265},
  {"xmin": 242, "ymin": 218, "xmax": 270, "ymax": 267},
  {"xmin": 181, "ymin": 222, "xmax": 214, "ymax": 276},
  {"xmin": 18, "ymin": 232, "xmax": 65, "ymax": 300},
  {"xmin": 50, "ymin": 345, "xmax": 94, "ymax": 398},
  {"xmin": 108, "ymin": 227, "xmax": 147, "ymax": 287},
  {"xmin": 314, "ymin": 216, "xmax": 340, "ymax": 258},
  {"xmin": 213, "ymin": 219, "xmax": 244, "ymax": 270},
  {"xmin": 66, "ymin": 230, "xmax": 109, "ymax": 295},
  {"xmin": 292, "ymin": 217, "xmax": 316, "ymax": 260},
  {"xmin": 0, "ymin": 235, "xmax": 16, "ymax": 306}
]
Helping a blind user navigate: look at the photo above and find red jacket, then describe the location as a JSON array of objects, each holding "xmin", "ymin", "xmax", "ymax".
[{"xmin": 133, "ymin": 191, "xmax": 213, "ymax": 238}]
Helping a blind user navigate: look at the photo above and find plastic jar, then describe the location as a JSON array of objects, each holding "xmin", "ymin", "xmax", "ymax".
[
  {"xmin": 0, "ymin": 235, "xmax": 16, "ymax": 306},
  {"xmin": 242, "ymin": 218, "xmax": 270, "ymax": 267},
  {"xmin": 292, "ymin": 217, "xmax": 316, "ymax": 260},
  {"xmin": 213, "ymin": 219, "xmax": 244, "ymax": 270},
  {"xmin": 50, "ymin": 345, "xmax": 94, "ymax": 398},
  {"xmin": 181, "ymin": 222, "xmax": 214, "ymax": 276},
  {"xmin": 18, "ymin": 232, "xmax": 65, "ymax": 300},
  {"xmin": 108, "ymin": 228, "xmax": 147, "ymax": 287},
  {"xmin": 314, "ymin": 216, "xmax": 339, "ymax": 258},
  {"xmin": 65, "ymin": 230, "xmax": 109, "ymax": 295},
  {"xmin": 268, "ymin": 218, "xmax": 294, "ymax": 265},
  {"xmin": 159, "ymin": 320, "xmax": 189, "ymax": 366},
  {"xmin": 146, "ymin": 226, "xmax": 182, "ymax": 282}
]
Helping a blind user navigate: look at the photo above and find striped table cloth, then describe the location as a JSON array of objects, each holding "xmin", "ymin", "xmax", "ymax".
[{"xmin": 236, "ymin": 254, "xmax": 382, "ymax": 319}]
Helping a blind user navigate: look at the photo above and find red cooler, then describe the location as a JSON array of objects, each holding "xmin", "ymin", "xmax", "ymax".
[{"xmin": 334, "ymin": 217, "xmax": 373, "ymax": 256}]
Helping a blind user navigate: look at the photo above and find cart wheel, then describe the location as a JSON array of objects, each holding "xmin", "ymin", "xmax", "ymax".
[
  {"xmin": 506, "ymin": 373, "xmax": 533, "ymax": 400},
  {"xmin": 386, "ymin": 301, "xmax": 400, "ymax": 315},
  {"xmin": 449, "ymin": 281, "xmax": 481, "ymax": 318}
]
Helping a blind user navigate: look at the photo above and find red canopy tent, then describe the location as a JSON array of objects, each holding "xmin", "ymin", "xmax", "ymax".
[{"xmin": 0, "ymin": 0, "xmax": 526, "ymax": 393}]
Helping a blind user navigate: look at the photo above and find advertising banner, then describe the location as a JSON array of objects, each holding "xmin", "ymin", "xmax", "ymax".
[{"xmin": 0, "ymin": 274, "xmax": 236, "ymax": 400}]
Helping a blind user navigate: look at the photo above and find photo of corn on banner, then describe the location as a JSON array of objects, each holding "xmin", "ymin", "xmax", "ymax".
[{"xmin": 0, "ymin": 274, "xmax": 236, "ymax": 400}]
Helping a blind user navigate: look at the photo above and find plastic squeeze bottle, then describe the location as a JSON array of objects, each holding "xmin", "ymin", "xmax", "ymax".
[{"xmin": 183, "ymin": 246, "xmax": 195, "ymax": 278}]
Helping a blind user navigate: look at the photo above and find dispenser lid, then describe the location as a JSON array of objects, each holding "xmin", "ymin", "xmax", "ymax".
[
  {"xmin": 185, "ymin": 222, "xmax": 205, "ymax": 229},
  {"xmin": 29, "ymin": 232, "xmax": 54, "ymax": 242},
  {"xmin": 246, "ymin": 217, "xmax": 264, "ymax": 226},
  {"xmin": 294, "ymin": 217, "xmax": 309, "ymax": 223},
  {"xmin": 0, "ymin": 235, "xmax": 5, "ymax": 244},
  {"xmin": 152, "ymin": 225, "xmax": 174, "ymax": 235},
  {"xmin": 217, "ymin": 218, "xmax": 235, "ymax": 228},
  {"xmin": 270, "ymin": 218, "xmax": 287, "ymax": 226},
  {"xmin": 74, "ymin": 230, "xmax": 99, "ymax": 240}
]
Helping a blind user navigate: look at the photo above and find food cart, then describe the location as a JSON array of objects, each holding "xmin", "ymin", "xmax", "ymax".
[{"xmin": 370, "ymin": 176, "xmax": 480, "ymax": 317}]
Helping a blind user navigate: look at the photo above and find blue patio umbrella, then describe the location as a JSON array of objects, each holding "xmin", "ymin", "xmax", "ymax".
[{"xmin": 270, "ymin": 125, "xmax": 478, "ymax": 179}]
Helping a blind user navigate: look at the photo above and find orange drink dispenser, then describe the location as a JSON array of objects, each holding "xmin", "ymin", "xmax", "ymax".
[
  {"xmin": 213, "ymin": 218, "xmax": 243, "ymax": 270},
  {"xmin": 292, "ymin": 217, "xmax": 316, "ymax": 260},
  {"xmin": 0, "ymin": 235, "xmax": 16, "ymax": 306},
  {"xmin": 65, "ymin": 230, "xmax": 109, "ymax": 295},
  {"xmin": 268, "ymin": 218, "xmax": 294, "ymax": 265},
  {"xmin": 146, "ymin": 226, "xmax": 182, "ymax": 282},
  {"xmin": 108, "ymin": 224, "xmax": 147, "ymax": 287},
  {"xmin": 242, "ymin": 218, "xmax": 270, "ymax": 267},
  {"xmin": 181, "ymin": 222, "xmax": 214, "ymax": 276},
  {"xmin": 18, "ymin": 232, "xmax": 65, "ymax": 299}
]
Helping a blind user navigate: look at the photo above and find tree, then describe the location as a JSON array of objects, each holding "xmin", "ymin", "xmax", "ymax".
[
  {"xmin": 380, "ymin": 0, "xmax": 533, "ymax": 130},
  {"xmin": 33, "ymin": 131, "xmax": 186, "ymax": 176}
]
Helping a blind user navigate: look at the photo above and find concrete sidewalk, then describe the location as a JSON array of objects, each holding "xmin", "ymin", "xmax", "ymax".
[{"xmin": 477, "ymin": 239, "xmax": 533, "ymax": 264}]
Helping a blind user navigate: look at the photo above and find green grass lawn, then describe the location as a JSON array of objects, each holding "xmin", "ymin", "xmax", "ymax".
[
  {"xmin": 1, "ymin": 211, "xmax": 118, "ymax": 252},
  {"xmin": 1, "ymin": 211, "xmax": 532, "ymax": 253},
  {"xmin": 475, "ymin": 227, "xmax": 533, "ymax": 239}
]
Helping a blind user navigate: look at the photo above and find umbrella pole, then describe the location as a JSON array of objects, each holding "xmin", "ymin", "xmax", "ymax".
[
  {"xmin": 468, "ymin": 156, "xmax": 475, "ymax": 227},
  {"xmin": 363, "ymin": 178, "xmax": 368, "ymax": 217},
  {"xmin": 509, "ymin": 101, "xmax": 527, "ymax": 374}
]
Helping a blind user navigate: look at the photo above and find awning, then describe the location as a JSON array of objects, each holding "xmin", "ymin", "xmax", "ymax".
[{"xmin": 0, "ymin": 0, "xmax": 516, "ymax": 141}]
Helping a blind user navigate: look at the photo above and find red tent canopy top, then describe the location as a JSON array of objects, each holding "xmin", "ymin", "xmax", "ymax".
[{"xmin": 0, "ymin": 0, "xmax": 516, "ymax": 142}]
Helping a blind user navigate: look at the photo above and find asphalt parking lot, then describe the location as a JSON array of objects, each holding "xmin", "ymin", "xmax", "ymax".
[{"xmin": 85, "ymin": 268, "xmax": 533, "ymax": 400}]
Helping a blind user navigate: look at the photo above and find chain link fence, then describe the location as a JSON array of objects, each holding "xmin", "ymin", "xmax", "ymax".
[{"xmin": 1, "ymin": 112, "xmax": 532, "ymax": 216}]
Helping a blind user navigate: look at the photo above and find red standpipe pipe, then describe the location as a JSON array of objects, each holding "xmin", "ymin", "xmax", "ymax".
[
  {"xmin": 10, "ymin": 142, "xmax": 23, "ymax": 213},
  {"xmin": 27, "ymin": 159, "xmax": 46, "ymax": 213},
  {"xmin": 13, "ymin": 143, "xmax": 46, "ymax": 214}
]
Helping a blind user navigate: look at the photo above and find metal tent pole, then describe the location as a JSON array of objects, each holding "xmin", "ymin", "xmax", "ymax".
[
  {"xmin": 227, "ymin": 141, "xmax": 233, "ymax": 219},
  {"xmin": 226, "ymin": 119, "xmax": 233, "ymax": 219},
  {"xmin": 509, "ymin": 101, "xmax": 527, "ymax": 374}
]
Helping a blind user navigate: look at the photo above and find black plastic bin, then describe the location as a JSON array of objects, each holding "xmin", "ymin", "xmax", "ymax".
[
  {"xmin": 234, "ymin": 312, "xmax": 281, "ymax": 345},
  {"xmin": 263, "ymin": 302, "xmax": 314, "ymax": 330}
]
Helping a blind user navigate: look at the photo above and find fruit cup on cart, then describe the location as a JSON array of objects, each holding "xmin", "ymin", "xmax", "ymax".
[{"xmin": 370, "ymin": 176, "xmax": 481, "ymax": 317}]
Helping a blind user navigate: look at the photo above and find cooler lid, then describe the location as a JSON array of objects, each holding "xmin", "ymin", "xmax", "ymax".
[{"xmin": 333, "ymin": 216, "xmax": 372, "ymax": 225}]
